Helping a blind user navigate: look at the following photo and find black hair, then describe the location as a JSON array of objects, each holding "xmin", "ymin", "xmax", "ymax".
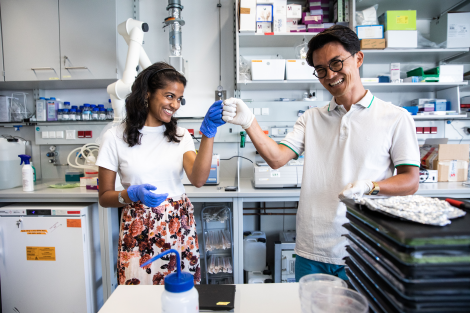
[
  {"xmin": 123, "ymin": 62, "xmax": 187, "ymax": 147},
  {"xmin": 306, "ymin": 25, "xmax": 360, "ymax": 67}
]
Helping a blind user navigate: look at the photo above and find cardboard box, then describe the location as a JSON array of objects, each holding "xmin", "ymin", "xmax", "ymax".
[
  {"xmin": 257, "ymin": 22, "xmax": 272, "ymax": 33},
  {"xmin": 385, "ymin": 30, "xmax": 418, "ymax": 48},
  {"xmin": 360, "ymin": 39, "xmax": 386, "ymax": 50},
  {"xmin": 430, "ymin": 12, "xmax": 470, "ymax": 48},
  {"xmin": 287, "ymin": 4, "xmax": 302, "ymax": 19},
  {"xmin": 303, "ymin": 12, "xmax": 322, "ymax": 25},
  {"xmin": 378, "ymin": 10, "xmax": 416, "ymax": 31},
  {"xmin": 257, "ymin": 4, "xmax": 273, "ymax": 22},
  {"xmin": 240, "ymin": 0, "xmax": 257, "ymax": 32},
  {"xmin": 421, "ymin": 144, "xmax": 469, "ymax": 182},
  {"xmin": 390, "ymin": 63, "xmax": 400, "ymax": 83},
  {"xmin": 356, "ymin": 25, "xmax": 384, "ymax": 39},
  {"xmin": 273, "ymin": 0, "xmax": 287, "ymax": 33}
]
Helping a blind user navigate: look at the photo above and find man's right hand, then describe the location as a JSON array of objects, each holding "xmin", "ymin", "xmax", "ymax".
[
  {"xmin": 127, "ymin": 184, "xmax": 168, "ymax": 208},
  {"xmin": 222, "ymin": 98, "xmax": 255, "ymax": 130}
]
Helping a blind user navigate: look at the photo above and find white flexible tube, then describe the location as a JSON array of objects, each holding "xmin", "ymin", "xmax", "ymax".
[{"xmin": 67, "ymin": 143, "xmax": 100, "ymax": 171}]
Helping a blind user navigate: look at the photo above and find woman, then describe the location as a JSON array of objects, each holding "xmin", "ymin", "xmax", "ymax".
[{"xmin": 97, "ymin": 62, "xmax": 225, "ymax": 285}]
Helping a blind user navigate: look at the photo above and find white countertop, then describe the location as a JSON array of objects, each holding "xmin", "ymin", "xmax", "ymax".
[
  {"xmin": 0, "ymin": 178, "xmax": 468, "ymax": 202},
  {"xmin": 98, "ymin": 283, "xmax": 300, "ymax": 313}
]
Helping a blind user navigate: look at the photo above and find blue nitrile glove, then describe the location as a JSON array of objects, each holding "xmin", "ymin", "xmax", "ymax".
[
  {"xmin": 199, "ymin": 100, "xmax": 226, "ymax": 138},
  {"xmin": 127, "ymin": 184, "xmax": 168, "ymax": 207}
]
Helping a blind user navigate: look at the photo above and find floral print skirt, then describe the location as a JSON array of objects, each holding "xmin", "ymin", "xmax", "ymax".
[{"xmin": 117, "ymin": 194, "xmax": 201, "ymax": 285}]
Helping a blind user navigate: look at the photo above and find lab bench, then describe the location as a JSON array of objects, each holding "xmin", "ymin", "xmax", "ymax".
[
  {"xmin": 98, "ymin": 283, "xmax": 301, "ymax": 313},
  {"xmin": 0, "ymin": 178, "xmax": 468, "ymax": 301}
]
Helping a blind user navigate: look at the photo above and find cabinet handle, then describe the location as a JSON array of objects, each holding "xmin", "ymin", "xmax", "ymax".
[
  {"xmin": 65, "ymin": 66, "xmax": 88, "ymax": 70},
  {"xmin": 31, "ymin": 67, "xmax": 54, "ymax": 70}
]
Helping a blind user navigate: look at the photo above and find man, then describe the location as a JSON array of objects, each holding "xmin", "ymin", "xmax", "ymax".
[{"xmin": 222, "ymin": 25, "xmax": 420, "ymax": 281}]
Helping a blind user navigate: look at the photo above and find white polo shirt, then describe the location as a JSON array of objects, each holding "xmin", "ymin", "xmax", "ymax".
[{"xmin": 280, "ymin": 90, "xmax": 419, "ymax": 265}]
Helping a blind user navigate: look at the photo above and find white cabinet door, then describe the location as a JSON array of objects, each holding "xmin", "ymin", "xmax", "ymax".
[
  {"xmin": 59, "ymin": 0, "xmax": 117, "ymax": 80},
  {"xmin": 1, "ymin": 0, "xmax": 60, "ymax": 81}
]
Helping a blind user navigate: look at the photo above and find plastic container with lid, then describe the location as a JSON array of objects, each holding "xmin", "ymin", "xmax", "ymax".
[
  {"xmin": 140, "ymin": 249, "xmax": 199, "ymax": 313},
  {"xmin": 98, "ymin": 108, "xmax": 106, "ymax": 120},
  {"xmin": 0, "ymin": 138, "xmax": 24, "ymax": 190},
  {"xmin": 71, "ymin": 105, "xmax": 78, "ymax": 110},
  {"xmin": 243, "ymin": 237, "xmax": 267, "ymax": 271},
  {"xmin": 36, "ymin": 97, "xmax": 47, "ymax": 121},
  {"xmin": 57, "ymin": 109, "xmax": 63, "ymax": 121},
  {"xmin": 62, "ymin": 109, "xmax": 70, "ymax": 121},
  {"xmin": 91, "ymin": 108, "xmax": 99, "ymax": 120},
  {"xmin": 63, "ymin": 101, "xmax": 71, "ymax": 110},
  {"xmin": 46, "ymin": 97, "xmax": 58, "ymax": 121},
  {"xmin": 69, "ymin": 109, "xmax": 77, "ymax": 121},
  {"xmin": 106, "ymin": 108, "xmax": 114, "ymax": 120},
  {"xmin": 90, "ymin": 104, "xmax": 97, "ymax": 110},
  {"xmin": 82, "ymin": 108, "xmax": 91, "ymax": 121},
  {"xmin": 75, "ymin": 109, "xmax": 82, "ymax": 121},
  {"xmin": 98, "ymin": 104, "xmax": 105, "ymax": 109}
]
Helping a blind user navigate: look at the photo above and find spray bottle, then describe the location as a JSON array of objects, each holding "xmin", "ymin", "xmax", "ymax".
[
  {"xmin": 18, "ymin": 154, "xmax": 34, "ymax": 191},
  {"xmin": 140, "ymin": 249, "xmax": 199, "ymax": 312}
]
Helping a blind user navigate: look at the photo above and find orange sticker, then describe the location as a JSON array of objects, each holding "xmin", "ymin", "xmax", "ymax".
[
  {"xmin": 21, "ymin": 229, "xmax": 48, "ymax": 235},
  {"xmin": 67, "ymin": 219, "xmax": 81, "ymax": 228},
  {"xmin": 27, "ymin": 246, "xmax": 56, "ymax": 261},
  {"xmin": 252, "ymin": 60, "xmax": 262, "ymax": 62},
  {"xmin": 240, "ymin": 7, "xmax": 250, "ymax": 14},
  {"xmin": 288, "ymin": 60, "xmax": 296, "ymax": 62}
]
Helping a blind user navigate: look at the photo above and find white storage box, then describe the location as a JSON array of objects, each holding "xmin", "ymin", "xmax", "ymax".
[
  {"xmin": 240, "ymin": 0, "xmax": 257, "ymax": 32},
  {"xmin": 439, "ymin": 65, "xmax": 464, "ymax": 82},
  {"xmin": 430, "ymin": 12, "xmax": 470, "ymax": 48},
  {"xmin": 251, "ymin": 59, "xmax": 286, "ymax": 80},
  {"xmin": 286, "ymin": 59, "xmax": 317, "ymax": 81},
  {"xmin": 385, "ymin": 30, "xmax": 417, "ymax": 48}
]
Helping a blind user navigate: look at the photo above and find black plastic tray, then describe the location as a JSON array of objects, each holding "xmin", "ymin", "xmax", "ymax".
[
  {"xmin": 346, "ymin": 242, "xmax": 470, "ymax": 296},
  {"xmin": 346, "ymin": 218, "xmax": 470, "ymax": 264},
  {"xmin": 346, "ymin": 257, "xmax": 470, "ymax": 313},
  {"xmin": 349, "ymin": 265, "xmax": 468, "ymax": 313},
  {"xmin": 343, "ymin": 199, "xmax": 470, "ymax": 247},
  {"xmin": 343, "ymin": 229, "xmax": 470, "ymax": 279},
  {"xmin": 347, "ymin": 246, "xmax": 470, "ymax": 300}
]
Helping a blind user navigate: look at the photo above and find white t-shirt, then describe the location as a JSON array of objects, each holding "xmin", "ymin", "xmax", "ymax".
[
  {"xmin": 96, "ymin": 124, "xmax": 196, "ymax": 198},
  {"xmin": 280, "ymin": 90, "xmax": 420, "ymax": 265}
]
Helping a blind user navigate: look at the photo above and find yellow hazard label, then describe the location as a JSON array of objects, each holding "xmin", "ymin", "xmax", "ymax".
[
  {"xmin": 288, "ymin": 60, "xmax": 296, "ymax": 62},
  {"xmin": 48, "ymin": 77, "xmax": 60, "ymax": 80},
  {"xmin": 21, "ymin": 230, "xmax": 48, "ymax": 235},
  {"xmin": 26, "ymin": 247, "xmax": 56, "ymax": 261},
  {"xmin": 396, "ymin": 16, "xmax": 409, "ymax": 24},
  {"xmin": 217, "ymin": 302, "xmax": 230, "ymax": 305},
  {"xmin": 252, "ymin": 60, "xmax": 262, "ymax": 62}
]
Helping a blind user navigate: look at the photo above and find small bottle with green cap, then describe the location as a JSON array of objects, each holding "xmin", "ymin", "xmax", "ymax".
[{"xmin": 140, "ymin": 249, "xmax": 199, "ymax": 312}]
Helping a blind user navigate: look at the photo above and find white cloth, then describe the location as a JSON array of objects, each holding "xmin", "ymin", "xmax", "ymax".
[
  {"xmin": 96, "ymin": 124, "xmax": 196, "ymax": 198},
  {"xmin": 280, "ymin": 90, "xmax": 419, "ymax": 265}
]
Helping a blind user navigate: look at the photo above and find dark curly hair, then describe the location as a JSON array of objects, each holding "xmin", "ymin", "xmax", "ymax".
[
  {"xmin": 123, "ymin": 62, "xmax": 187, "ymax": 147},
  {"xmin": 306, "ymin": 25, "xmax": 360, "ymax": 67}
]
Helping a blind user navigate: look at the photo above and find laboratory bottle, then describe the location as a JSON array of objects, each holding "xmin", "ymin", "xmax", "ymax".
[
  {"xmin": 91, "ymin": 108, "xmax": 99, "ymax": 120},
  {"xmin": 106, "ymin": 108, "xmax": 113, "ymax": 120},
  {"xmin": 82, "ymin": 108, "xmax": 91, "ymax": 121},
  {"xmin": 75, "ymin": 109, "xmax": 82, "ymax": 121},
  {"xmin": 90, "ymin": 104, "xmax": 97, "ymax": 110},
  {"xmin": 57, "ymin": 109, "xmax": 63, "ymax": 121},
  {"xmin": 98, "ymin": 108, "xmax": 106, "ymax": 120},
  {"xmin": 63, "ymin": 101, "xmax": 71, "ymax": 110},
  {"xmin": 46, "ymin": 98, "xmax": 58, "ymax": 121},
  {"xmin": 140, "ymin": 249, "xmax": 199, "ymax": 313},
  {"xmin": 98, "ymin": 104, "xmax": 105, "ymax": 109},
  {"xmin": 62, "ymin": 109, "xmax": 70, "ymax": 121},
  {"xmin": 71, "ymin": 105, "xmax": 78, "ymax": 110},
  {"xmin": 18, "ymin": 154, "xmax": 34, "ymax": 191},
  {"xmin": 30, "ymin": 161, "xmax": 36, "ymax": 182},
  {"xmin": 70, "ymin": 109, "xmax": 77, "ymax": 121},
  {"xmin": 36, "ymin": 97, "xmax": 47, "ymax": 122}
]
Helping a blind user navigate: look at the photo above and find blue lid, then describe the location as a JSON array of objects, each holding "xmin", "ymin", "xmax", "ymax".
[
  {"xmin": 92, "ymin": 108, "xmax": 99, "ymax": 111},
  {"xmin": 71, "ymin": 109, "xmax": 77, "ymax": 112},
  {"xmin": 71, "ymin": 105, "xmax": 78, "ymax": 109},
  {"xmin": 64, "ymin": 101, "xmax": 71, "ymax": 105},
  {"xmin": 50, "ymin": 97, "xmax": 56, "ymax": 100},
  {"xmin": 84, "ymin": 103, "xmax": 90, "ymax": 107},
  {"xmin": 140, "ymin": 249, "xmax": 193, "ymax": 293},
  {"xmin": 63, "ymin": 109, "xmax": 69, "ymax": 113},
  {"xmin": 109, "ymin": 99, "xmax": 111, "ymax": 103},
  {"xmin": 90, "ymin": 104, "xmax": 96, "ymax": 108},
  {"xmin": 99, "ymin": 108, "xmax": 106, "ymax": 112},
  {"xmin": 77, "ymin": 109, "xmax": 82, "ymax": 113},
  {"xmin": 45, "ymin": 98, "xmax": 50, "ymax": 100},
  {"xmin": 98, "ymin": 104, "xmax": 104, "ymax": 108},
  {"xmin": 18, "ymin": 154, "xmax": 31, "ymax": 165},
  {"xmin": 39, "ymin": 97, "xmax": 45, "ymax": 100}
]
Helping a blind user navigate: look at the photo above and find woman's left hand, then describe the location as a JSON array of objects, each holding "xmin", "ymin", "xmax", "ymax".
[{"xmin": 199, "ymin": 100, "xmax": 225, "ymax": 138}]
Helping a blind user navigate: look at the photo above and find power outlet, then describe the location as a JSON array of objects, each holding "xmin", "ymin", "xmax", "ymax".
[{"xmin": 215, "ymin": 90, "xmax": 226, "ymax": 101}]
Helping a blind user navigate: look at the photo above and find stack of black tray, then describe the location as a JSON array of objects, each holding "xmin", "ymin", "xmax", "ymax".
[{"xmin": 341, "ymin": 199, "xmax": 470, "ymax": 313}]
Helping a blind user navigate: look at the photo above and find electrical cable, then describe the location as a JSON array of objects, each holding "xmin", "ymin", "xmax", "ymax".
[
  {"xmin": 450, "ymin": 121, "xmax": 464, "ymax": 144},
  {"xmin": 191, "ymin": 134, "xmax": 200, "ymax": 142},
  {"xmin": 221, "ymin": 155, "xmax": 253, "ymax": 163}
]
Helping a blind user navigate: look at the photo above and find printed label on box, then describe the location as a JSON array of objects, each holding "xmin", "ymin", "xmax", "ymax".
[
  {"xmin": 396, "ymin": 16, "xmax": 408, "ymax": 24},
  {"xmin": 449, "ymin": 24, "xmax": 469, "ymax": 38},
  {"xmin": 449, "ymin": 160, "xmax": 457, "ymax": 179},
  {"xmin": 240, "ymin": 8, "xmax": 251, "ymax": 14},
  {"xmin": 27, "ymin": 247, "xmax": 56, "ymax": 261}
]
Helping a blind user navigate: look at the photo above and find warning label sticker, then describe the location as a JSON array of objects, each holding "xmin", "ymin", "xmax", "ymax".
[
  {"xmin": 66, "ymin": 219, "xmax": 81, "ymax": 228},
  {"xmin": 21, "ymin": 230, "xmax": 48, "ymax": 235},
  {"xmin": 26, "ymin": 247, "xmax": 56, "ymax": 261}
]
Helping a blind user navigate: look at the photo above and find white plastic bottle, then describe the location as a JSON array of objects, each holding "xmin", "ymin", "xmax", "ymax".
[
  {"xmin": 18, "ymin": 154, "xmax": 34, "ymax": 191},
  {"xmin": 140, "ymin": 249, "xmax": 199, "ymax": 313}
]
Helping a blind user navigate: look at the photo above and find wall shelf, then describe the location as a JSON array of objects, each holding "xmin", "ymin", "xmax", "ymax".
[
  {"xmin": 239, "ymin": 33, "xmax": 316, "ymax": 48},
  {"xmin": 0, "ymin": 79, "xmax": 116, "ymax": 91},
  {"xmin": 362, "ymin": 49, "xmax": 469, "ymax": 64}
]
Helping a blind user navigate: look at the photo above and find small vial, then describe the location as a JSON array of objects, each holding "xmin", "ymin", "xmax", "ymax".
[
  {"xmin": 75, "ymin": 109, "xmax": 82, "ymax": 121},
  {"xmin": 57, "ymin": 109, "xmax": 63, "ymax": 121},
  {"xmin": 62, "ymin": 109, "xmax": 70, "ymax": 121},
  {"xmin": 99, "ymin": 108, "xmax": 106, "ymax": 120},
  {"xmin": 106, "ymin": 108, "xmax": 113, "ymax": 120},
  {"xmin": 91, "ymin": 108, "xmax": 99, "ymax": 120},
  {"xmin": 69, "ymin": 109, "xmax": 76, "ymax": 121},
  {"xmin": 64, "ymin": 101, "xmax": 71, "ymax": 110}
]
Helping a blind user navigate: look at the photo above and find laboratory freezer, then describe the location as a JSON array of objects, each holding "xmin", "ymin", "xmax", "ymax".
[{"xmin": 0, "ymin": 203, "xmax": 103, "ymax": 313}]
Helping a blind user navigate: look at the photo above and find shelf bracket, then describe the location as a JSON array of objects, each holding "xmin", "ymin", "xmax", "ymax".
[{"xmin": 440, "ymin": 51, "xmax": 469, "ymax": 65}]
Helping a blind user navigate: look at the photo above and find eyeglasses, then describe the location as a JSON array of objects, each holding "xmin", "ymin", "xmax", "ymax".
[{"xmin": 313, "ymin": 54, "xmax": 354, "ymax": 79}]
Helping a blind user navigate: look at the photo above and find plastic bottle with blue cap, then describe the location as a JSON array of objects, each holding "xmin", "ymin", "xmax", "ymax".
[
  {"xmin": 18, "ymin": 154, "xmax": 34, "ymax": 191},
  {"xmin": 140, "ymin": 249, "xmax": 199, "ymax": 312}
]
